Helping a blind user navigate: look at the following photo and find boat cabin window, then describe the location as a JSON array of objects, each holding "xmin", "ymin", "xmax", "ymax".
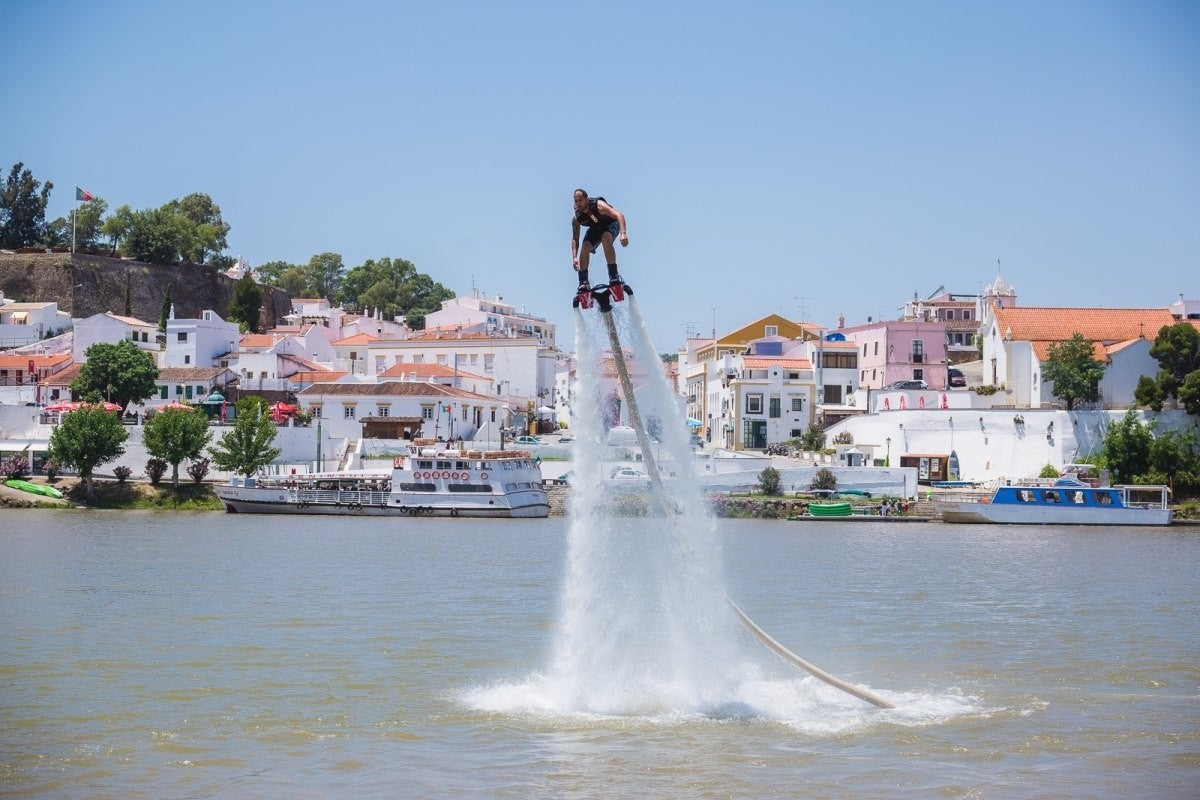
[
  {"xmin": 398, "ymin": 482, "xmax": 437, "ymax": 492},
  {"xmin": 416, "ymin": 459, "xmax": 434, "ymax": 470},
  {"xmin": 1095, "ymin": 491, "xmax": 1115, "ymax": 505},
  {"xmin": 1071, "ymin": 491, "xmax": 1085, "ymax": 504},
  {"xmin": 1041, "ymin": 490, "xmax": 1063, "ymax": 504},
  {"xmin": 1018, "ymin": 490, "xmax": 1036, "ymax": 503}
]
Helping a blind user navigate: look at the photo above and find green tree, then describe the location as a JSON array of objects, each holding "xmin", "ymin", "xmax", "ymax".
[
  {"xmin": 44, "ymin": 215, "xmax": 71, "ymax": 248},
  {"xmin": 757, "ymin": 465, "xmax": 782, "ymax": 495},
  {"xmin": 255, "ymin": 260, "xmax": 302, "ymax": 288},
  {"xmin": 1101, "ymin": 410, "xmax": 1153, "ymax": 483},
  {"xmin": 0, "ymin": 162, "xmax": 53, "ymax": 248},
  {"xmin": 159, "ymin": 284, "xmax": 172, "ymax": 332},
  {"xmin": 1042, "ymin": 332, "xmax": 1106, "ymax": 410},
  {"xmin": 100, "ymin": 203, "xmax": 136, "ymax": 254},
  {"xmin": 799, "ymin": 422, "xmax": 826, "ymax": 452},
  {"xmin": 1134, "ymin": 374, "xmax": 1165, "ymax": 412},
  {"xmin": 165, "ymin": 193, "xmax": 229, "ymax": 264},
  {"xmin": 122, "ymin": 206, "xmax": 192, "ymax": 264},
  {"xmin": 45, "ymin": 196, "xmax": 109, "ymax": 252},
  {"xmin": 1137, "ymin": 323, "xmax": 1200, "ymax": 413},
  {"xmin": 143, "ymin": 406, "xmax": 213, "ymax": 488},
  {"xmin": 228, "ymin": 273, "xmax": 264, "ymax": 333},
  {"xmin": 1179, "ymin": 371, "xmax": 1200, "ymax": 417},
  {"xmin": 1147, "ymin": 427, "xmax": 1199, "ymax": 485},
  {"xmin": 397, "ymin": 272, "xmax": 454, "ymax": 330},
  {"xmin": 277, "ymin": 266, "xmax": 310, "ymax": 297},
  {"xmin": 810, "ymin": 467, "xmax": 837, "ymax": 491},
  {"xmin": 70, "ymin": 340, "xmax": 159, "ymax": 412},
  {"xmin": 208, "ymin": 406, "xmax": 281, "ymax": 478},
  {"xmin": 306, "ymin": 252, "xmax": 345, "ymax": 301},
  {"xmin": 48, "ymin": 406, "xmax": 129, "ymax": 501}
]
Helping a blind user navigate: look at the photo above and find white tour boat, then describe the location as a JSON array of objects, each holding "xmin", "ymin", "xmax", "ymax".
[{"xmin": 215, "ymin": 443, "xmax": 549, "ymax": 518}]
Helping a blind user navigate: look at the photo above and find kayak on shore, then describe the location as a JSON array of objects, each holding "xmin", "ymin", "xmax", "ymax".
[{"xmin": 4, "ymin": 479, "xmax": 65, "ymax": 499}]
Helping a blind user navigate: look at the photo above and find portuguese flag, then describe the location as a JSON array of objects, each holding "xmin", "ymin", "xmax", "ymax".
[{"xmin": 76, "ymin": 187, "xmax": 94, "ymax": 202}]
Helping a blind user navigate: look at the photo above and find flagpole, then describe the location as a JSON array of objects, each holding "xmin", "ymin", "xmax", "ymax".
[{"xmin": 71, "ymin": 198, "xmax": 77, "ymax": 253}]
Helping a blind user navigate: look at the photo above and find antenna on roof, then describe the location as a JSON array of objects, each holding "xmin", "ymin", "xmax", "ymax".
[{"xmin": 793, "ymin": 294, "xmax": 810, "ymax": 322}]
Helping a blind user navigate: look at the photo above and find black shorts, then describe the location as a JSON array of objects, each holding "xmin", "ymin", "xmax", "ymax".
[{"xmin": 582, "ymin": 221, "xmax": 620, "ymax": 253}]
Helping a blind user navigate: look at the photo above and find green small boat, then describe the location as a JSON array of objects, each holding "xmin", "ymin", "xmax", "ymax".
[
  {"xmin": 809, "ymin": 501, "xmax": 852, "ymax": 517},
  {"xmin": 4, "ymin": 479, "xmax": 64, "ymax": 499}
]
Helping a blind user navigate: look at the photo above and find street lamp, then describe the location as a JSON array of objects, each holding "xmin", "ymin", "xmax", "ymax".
[{"xmin": 885, "ymin": 436, "xmax": 891, "ymax": 467}]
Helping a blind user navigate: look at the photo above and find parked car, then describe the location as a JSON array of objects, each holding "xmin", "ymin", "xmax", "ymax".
[
  {"xmin": 606, "ymin": 426, "xmax": 638, "ymax": 446},
  {"xmin": 557, "ymin": 434, "xmax": 575, "ymax": 443},
  {"xmin": 883, "ymin": 379, "xmax": 929, "ymax": 390},
  {"xmin": 512, "ymin": 435, "xmax": 541, "ymax": 446},
  {"xmin": 948, "ymin": 368, "xmax": 966, "ymax": 388},
  {"xmin": 689, "ymin": 434, "xmax": 705, "ymax": 448},
  {"xmin": 609, "ymin": 467, "xmax": 650, "ymax": 482}
]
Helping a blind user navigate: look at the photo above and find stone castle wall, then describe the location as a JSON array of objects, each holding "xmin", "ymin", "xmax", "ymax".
[{"xmin": 0, "ymin": 252, "xmax": 292, "ymax": 329}]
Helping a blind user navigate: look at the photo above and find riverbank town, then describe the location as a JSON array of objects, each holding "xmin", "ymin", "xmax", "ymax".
[{"xmin": 2, "ymin": 254, "xmax": 1198, "ymax": 512}]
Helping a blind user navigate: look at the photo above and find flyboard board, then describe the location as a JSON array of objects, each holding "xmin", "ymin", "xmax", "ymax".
[{"xmin": 574, "ymin": 280, "xmax": 895, "ymax": 709}]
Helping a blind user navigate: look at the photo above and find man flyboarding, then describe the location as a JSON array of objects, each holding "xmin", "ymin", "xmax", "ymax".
[{"xmin": 571, "ymin": 189, "xmax": 628, "ymax": 308}]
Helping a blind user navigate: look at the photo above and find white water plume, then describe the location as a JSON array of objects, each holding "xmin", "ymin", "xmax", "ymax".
[
  {"xmin": 532, "ymin": 303, "xmax": 749, "ymax": 715},
  {"xmin": 463, "ymin": 300, "xmax": 940, "ymax": 724}
]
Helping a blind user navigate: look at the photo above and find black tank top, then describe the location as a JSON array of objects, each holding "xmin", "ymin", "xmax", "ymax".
[{"xmin": 574, "ymin": 197, "xmax": 615, "ymax": 228}]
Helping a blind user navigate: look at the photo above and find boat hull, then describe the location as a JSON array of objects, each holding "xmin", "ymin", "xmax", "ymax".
[
  {"xmin": 937, "ymin": 501, "xmax": 1171, "ymax": 526},
  {"xmin": 215, "ymin": 485, "xmax": 548, "ymax": 518}
]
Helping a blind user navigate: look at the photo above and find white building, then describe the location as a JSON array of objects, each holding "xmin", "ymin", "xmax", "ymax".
[
  {"xmin": 295, "ymin": 380, "xmax": 506, "ymax": 442},
  {"xmin": 235, "ymin": 327, "xmax": 340, "ymax": 392},
  {"xmin": 72, "ymin": 312, "xmax": 158, "ymax": 362},
  {"xmin": 162, "ymin": 309, "xmax": 240, "ymax": 368},
  {"xmin": 423, "ymin": 289, "xmax": 558, "ymax": 349},
  {"xmin": 0, "ymin": 292, "xmax": 71, "ymax": 349},
  {"xmin": 982, "ymin": 305, "xmax": 1176, "ymax": 408},
  {"xmin": 362, "ymin": 330, "xmax": 553, "ymax": 417}
]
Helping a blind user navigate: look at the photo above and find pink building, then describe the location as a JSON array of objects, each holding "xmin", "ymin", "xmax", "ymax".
[{"xmin": 841, "ymin": 319, "xmax": 950, "ymax": 391}]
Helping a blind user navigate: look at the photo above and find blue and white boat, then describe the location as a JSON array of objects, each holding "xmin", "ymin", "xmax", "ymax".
[{"xmin": 935, "ymin": 478, "xmax": 1172, "ymax": 526}]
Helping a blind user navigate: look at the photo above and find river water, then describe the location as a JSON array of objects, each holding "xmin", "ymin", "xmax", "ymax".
[{"xmin": 1, "ymin": 510, "xmax": 1197, "ymax": 798}]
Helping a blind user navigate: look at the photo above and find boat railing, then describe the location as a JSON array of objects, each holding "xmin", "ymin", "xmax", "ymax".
[
  {"xmin": 930, "ymin": 489, "xmax": 994, "ymax": 503},
  {"xmin": 294, "ymin": 488, "xmax": 390, "ymax": 506},
  {"xmin": 1117, "ymin": 485, "xmax": 1171, "ymax": 510}
]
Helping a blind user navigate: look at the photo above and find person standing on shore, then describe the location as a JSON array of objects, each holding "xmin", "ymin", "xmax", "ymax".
[{"xmin": 571, "ymin": 189, "xmax": 627, "ymax": 291}]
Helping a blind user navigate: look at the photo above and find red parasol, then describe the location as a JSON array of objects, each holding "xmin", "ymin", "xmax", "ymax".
[{"xmin": 163, "ymin": 401, "xmax": 194, "ymax": 411}]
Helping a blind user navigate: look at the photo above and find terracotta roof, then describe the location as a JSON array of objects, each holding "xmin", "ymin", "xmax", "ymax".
[
  {"xmin": 40, "ymin": 362, "xmax": 84, "ymax": 386},
  {"xmin": 743, "ymin": 356, "xmax": 812, "ymax": 369},
  {"xmin": 993, "ymin": 306, "xmax": 1174, "ymax": 343},
  {"xmin": 0, "ymin": 352, "xmax": 73, "ymax": 370},
  {"xmin": 104, "ymin": 312, "xmax": 155, "ymax": 327},
  {"xmin": 332, "ymin": 332, "xmax": 380, "ymax": 346},
  {"xmin": 297, "ymin": 381, "xmax": 492, "ymax": 402},
  {"xmin": 407, "ymin": 330, "xmax": 505, "ymax": 341},
  {"xmin": 157, "ymin": 367, "xmax": 230, "ymax": 382},
  {"xmin": 1103, "ymin": 339, "xmax": 1144, "ymax": 357},
  {"xmin": 291, "ymin": 369, "xmax": 348, "ymax": 383},
  {"xmin": 239, "ymin": 333, "xmax": 279, "ymax": 349},
  {"xmin": 377, "ymin": 362, "xmax": 491, "ymax": 381},
  {"xmin": 279, "ymin": 354, "xmax": 328, "ymax": 371}
]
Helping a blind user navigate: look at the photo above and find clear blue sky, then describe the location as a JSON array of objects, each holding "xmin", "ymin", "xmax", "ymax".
[{"xmin": 4, "ymin": 1, "xmax": 1197, "ymax": 350}]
